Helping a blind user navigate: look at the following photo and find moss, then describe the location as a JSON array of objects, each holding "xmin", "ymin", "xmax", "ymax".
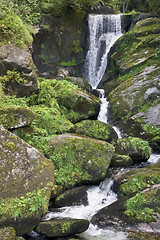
[
  {"xmin": 49, "ymin": 135, "xmax": 114, "ymax": 188},
  {"xmin": 124, "ymin": 188, "xmax": 160, "ymax": 223},
  {"xmin": 0, "ymin": 12, "xmax": 33, "ymax": 47},
  {"xmin": 74, "ymin": 120, "xmax": 117, "ymax": 142},
  {"xmin": 0, "ymin": 186, "xmax": 52, "ymax": 221}
]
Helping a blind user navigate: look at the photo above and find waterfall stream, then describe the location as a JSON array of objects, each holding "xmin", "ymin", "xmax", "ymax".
[{"xmin": 25, "ymin": 14, "xmax": 160, "ymax": 240}]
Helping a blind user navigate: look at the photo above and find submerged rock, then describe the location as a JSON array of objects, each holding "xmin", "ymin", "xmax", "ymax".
[
  {"xmin": 0, "ymin": 107, "xmax": 36, "ymax": 129},
  {"xmin": 74, "ymin": 120, "xmax": 118, "ymax": 143},
  {"xmin": 49, "ymin": 134, "xmax": 115, "ymax": 187},
  {"xmin": 0, "ymin": 126, "xmax": 54, "ymax": 235},
  {"xmin": 36, "ymin": 218, "xmax": 89, "ymax": 238}
]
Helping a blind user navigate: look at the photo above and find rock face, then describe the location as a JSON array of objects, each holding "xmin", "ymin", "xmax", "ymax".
[
  {"xmin": 91, "ymin": 162, "xmax": 160, "ymax": 234},
  {"xmin": 0, "ymin": 107, "xmax": 36, "ymax": 129},
  {"xmin": 112, "ymin": 137, "xmax": 151, "ymax": 162},
  {"xmin": 0, "ymin": 126, "xmax": 54, "ymax": 235},
  {"xmin": 0, "ymin": 44, "xmax": 38, "ymax": 97},
  {"xmin": 49, "ymin": 134, "xmax": 115, "ymax": 187},
  {"xmin": 74, "ymin": 120, "xmax": 118, "ymax": 142},
  {"xmin": 36, "ymin": 218, "xmax": 89, "ymax": 238},
  {"xmin": 100, "ymin": 17, "xmax": 160, "ymax": 128}
]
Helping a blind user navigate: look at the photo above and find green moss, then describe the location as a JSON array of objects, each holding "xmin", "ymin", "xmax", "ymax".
[
  {"xmin": 124, "ymin": 188, "xmax": 160, "ymax": 223},
  {"xmin": 0, "ymin": 12, "xmax": 33, "ymax": 47},
  {"xmin": 59, "ymin": 59, "xmax": 77, "ymax": 67}
]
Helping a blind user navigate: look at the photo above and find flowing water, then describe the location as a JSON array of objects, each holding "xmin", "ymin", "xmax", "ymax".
[{"xmin": 85, "ymin": 14, "xmax": 122, "ymax": 89}]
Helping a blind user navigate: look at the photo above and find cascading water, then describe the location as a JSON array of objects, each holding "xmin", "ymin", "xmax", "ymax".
[{"xmin": 85, "ymin": 14, "xmax": 122, "ymax": 89}]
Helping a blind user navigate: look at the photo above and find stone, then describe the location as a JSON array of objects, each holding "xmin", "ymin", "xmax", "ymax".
[
  {"xmin": 0, "ymin": 227, "xmax": 16, "ymax": 240},
  {"xmin": 112, "ymin": 137, "xmax": 151, "ymax": 162},
  {"xmin": 0, "ymin": 44, "xmax": 38, "ymax": 97},
  {"xmin": 36, "ymin": 218, "xmax": 89, "ymax": 238},
  {"xmin": 0, "ymin": 107, "xmax": 36, "ymax": 129},
  {"xmin": 0, "ymin": 126, "xmax": 54, "ymax": 235},
  {"xmin": 74, "ymin": 120, "xmax": 118, "ymax": 143},
  {"xmin": 49, "ymin": 134, "xmax": 115, "ymax": 187},
  {"xmin": 65, "ymin": 77, "xmax": 92, "ymax": 93},
  {"xmin": 111, "ymin": 154, "xmax": 133, "ymax": 167},
  {"xmin": 54, "ymin": 186, "xmax": 89, "ymax": 207}
]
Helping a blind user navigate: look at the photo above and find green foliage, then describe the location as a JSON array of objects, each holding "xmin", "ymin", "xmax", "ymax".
[
  {"xmin": 0, "ymin": 10, "xmax": 33, "ymax": 47},
  {"xmin": 0, "ymin": 94, "xmax": 29, "ymax": 109},
  {"xmin": 41, "ymin": 0, "xmax": 101, "ymax": 16},
  {"xmin": 124, "ymin": 189, "xmax": 160, "ymax": 222},
  {"xmin": 120, "ymin": 175, "xmax": 147, "ymax": 195},
  {"xmin": 0, "ymin": 70, "xmax": 27, "ymax": 84},
  {"xmin": 0, "ymin": 187, "xmax": 49, "ymax": 220},
  {"xmin": 59, "ymin": 59, "xmax": 77, "ymax": 67}
]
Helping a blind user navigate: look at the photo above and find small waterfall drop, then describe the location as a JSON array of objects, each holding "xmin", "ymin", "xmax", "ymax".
[{"xmin": 86, "ymin": 14, "xmax": 122, "ymax": 89}]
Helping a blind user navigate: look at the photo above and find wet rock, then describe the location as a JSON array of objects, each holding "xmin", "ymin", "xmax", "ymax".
[
  {"xmin": 74, "ymin": 120, "xmax": 118, "ymax": 143},
  {"xmin": 0, "ymin": 44, "xmax": 38, "ymax": 97},
  {"xmin": 0, "ymin": 126, "xmax": 54, "ymax": 235},
  {"xmin": 36, "ymin": 218, "xmax": 89, "ymax": 238},
  {"xmin": 112, "ymin": 137, "xmax": 151, "ymax": 163},
  {"xmin": 49, "ymin": 134, "xmax": 115, "ymax": 187},
  {"xmin": 54, "ymin": 186, "xmax": 89, "ymax": 207},
  {"xmin": 0, "ymin": 107, "xmax": 36, "ymax": 129}
]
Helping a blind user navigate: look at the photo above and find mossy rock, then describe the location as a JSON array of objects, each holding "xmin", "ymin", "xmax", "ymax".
[
  {"xmin": 36, "ymin": 218, "xmax": 89, "ymax": 238},
  {"xmin": 102, "ymin": 18, "xmax": 160, "ymax": 122},
  {"xmin": 0, "ymin": 227, "xmax": 16, "ymax": 240},
  {"xmin": 38, "ymin": 79, "xmax": 100, "ymax": 123},
  {"xmin": 111, "ymin": 154, "xmax": 133, "ymax": 167},
  {"xmin": 54, "ymin": 186, "xmax": 89, "ymax": 207},
  {"xmin": 0, "ymin": 107, "xmax": 36, "ymax": 129},
  {"xmin": 74, "ymin": 120, "xmax": 118, "ymax": 143},
  {"xmin": 0, "ymin": 126, "xmax": 54, "ymax": 235},
  {"xmin": 65, "ymin": 77, "xmax": 92, "ymax": 93},
  {"xmin": 112, "ymin": 137, "xmax": 151, "ymax": 162},
  {"xmin": 49, "ymin": 134, "xmax": 115, "ymax": 187}
]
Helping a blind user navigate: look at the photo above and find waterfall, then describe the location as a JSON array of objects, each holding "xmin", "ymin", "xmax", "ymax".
[{"xmin": 85, "ymin": 14, "xmax": 122, "ymax": 89}]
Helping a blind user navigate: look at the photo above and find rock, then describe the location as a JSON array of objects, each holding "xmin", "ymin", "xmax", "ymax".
[
  {"xmin": 49, "ymin": 134, "xmax": 115, "ymax": 187},
  {"xmin": 74, "ymin": 120, "xmax": 118, "ymax": 143},
  {"xmin": 36, "ymin": 218, "xmax": 89, "ymax": 237},
  {"xmin": 111, "ymin": 154, "xmax": 133, "ymax": 167},
  {"xmin": 0, "ymin": 227, "xmax": 16, "ymax": 240},
  {"xmin": 57, "ymin": 68, "xmax": 70, "ymax": 79},
  {"xmin": 0, "ymin": 44, "xmax": 38, "ymax": 97},
  {"xmin": 38, "ymin": 78, "xmax": 100, "ymax": 123},
  {"xmin": 0, "ymin": 107, "xmax": 36, "ymax": 129},
  {"xmin": 101, "ymin": 17, "xmax": 160, "ymax": 124},
  {"xmin": 0, "ymin": 126, "xmax": 54, "ymax": 235},
  {"xmin": 112, "ymin": 137, "xmax": 151, "ymax": 162},
  {"xmin": 54, "ymin": 186, "xmax": 89, "ymax": 207},
  {"xmin": 65, "ymin": 77, "xmax": 92, "ymax": 92}
]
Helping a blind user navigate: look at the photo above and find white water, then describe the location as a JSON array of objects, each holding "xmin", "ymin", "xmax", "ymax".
[
  {"xmin": 85, "ymin": 14, "xmax": 122, "ymax": 89},
  {"xmin": 44, "ymin": 179, "xmax": 128, "ymax": 240}
]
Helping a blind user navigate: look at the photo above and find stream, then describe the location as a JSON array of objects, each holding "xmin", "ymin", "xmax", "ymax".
[{"xmin": 24, "ymin": 13, "xmax": 160, "ymax": 240}]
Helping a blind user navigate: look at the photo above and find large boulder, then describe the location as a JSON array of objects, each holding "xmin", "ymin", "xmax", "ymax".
[
  {"xmin": 49, "ymin": 134, "xmax": 115, "ymax": 188},
  {"xmin": 100, "ymin": 17, "xmax": 160, "ymax": 125},
  {"xmin": 0, "ymin": 44, "xmax": 38, "ymax": 97},
  {"xmin": 74, "ymin": 120, "xmax": 118, "ymax": 143},
  {"xmin": 0, "ymin": 107, "xmax": 36, "ymax": 129},
  {"xmin": 36, "ymin": 218, "xmax": 89, "ymax": 238},
  {"xmin": 112, "ymin": 137, "xmax": 151, "ymax": 163},
  {"xmin": 0, "ymin": 126, "xmax": 54, "ymax": 235}
]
